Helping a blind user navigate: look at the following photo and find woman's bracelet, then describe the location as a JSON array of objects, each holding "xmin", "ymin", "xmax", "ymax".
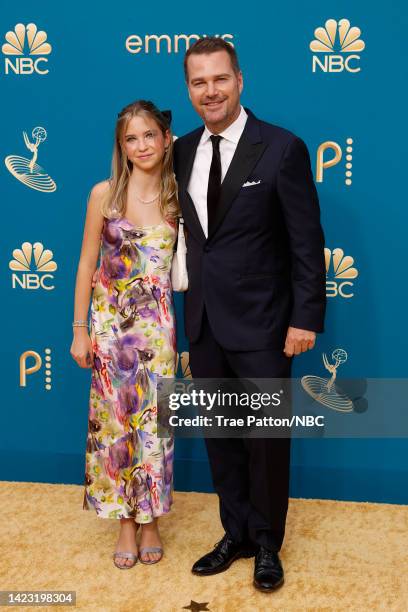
[{"xmin": 72, "ymin": 320, "xmax": 89, "ymax": 327}]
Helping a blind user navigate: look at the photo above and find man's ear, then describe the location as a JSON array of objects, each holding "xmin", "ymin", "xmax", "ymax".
[{"xmin": 238, "ymin": 71, "xmax": 244, "ymax": 95}]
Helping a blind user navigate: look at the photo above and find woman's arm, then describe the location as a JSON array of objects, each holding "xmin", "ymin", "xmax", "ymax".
[{"xmin": 70, "ymin": 181, "xmax": 108, "ymax": 368}]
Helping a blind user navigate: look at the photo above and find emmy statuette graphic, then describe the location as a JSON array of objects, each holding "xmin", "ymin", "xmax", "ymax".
[{"xmin": 5, "ymin": 126, "xmax": 56, "ymax": 192}]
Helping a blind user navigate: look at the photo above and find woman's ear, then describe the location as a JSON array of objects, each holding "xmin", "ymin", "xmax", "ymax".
[{"xmin": 164, "ymin": 129, "xmax": 171, "ymax": 150}]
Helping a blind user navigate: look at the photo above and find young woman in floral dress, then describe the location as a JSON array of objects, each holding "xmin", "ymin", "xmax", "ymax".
[{"xmin": 70, "ymin": 100, "xmax": 178, "ymax": 569}]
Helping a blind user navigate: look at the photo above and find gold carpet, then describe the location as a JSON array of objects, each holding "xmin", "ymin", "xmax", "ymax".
[{"xmin": 1, "ymin": 482, "xmax": 407, "ymax": 611}]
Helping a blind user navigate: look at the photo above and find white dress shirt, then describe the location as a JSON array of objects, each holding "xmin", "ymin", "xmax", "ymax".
[{"xmin": 187, "ymin": 105, "xmax": 248, "ymax": 237}]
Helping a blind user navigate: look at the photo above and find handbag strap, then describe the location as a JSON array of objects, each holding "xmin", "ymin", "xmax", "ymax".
[{"xmin": 174, "ymin": 216, "xmax": 185, "ymax": 251}]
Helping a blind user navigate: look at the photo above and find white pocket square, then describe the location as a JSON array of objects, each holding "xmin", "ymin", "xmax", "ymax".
[{"xmin": 242, "ymin": 180, "xmax": 262, "ymax": 187}]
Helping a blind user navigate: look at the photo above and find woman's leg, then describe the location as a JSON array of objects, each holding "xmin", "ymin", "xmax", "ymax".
[
  {"xmin": 139, "ymin": 518, "xmax": 162, "ymax": 562},
  {"xmin": 114, "ymin": 518, "xmax": 139, "ymax": 567}
]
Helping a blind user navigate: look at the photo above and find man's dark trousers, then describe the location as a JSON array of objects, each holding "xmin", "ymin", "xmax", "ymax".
[{"xmin": 189, "ymin": 308, "xmax": 292, "ymax": 553}]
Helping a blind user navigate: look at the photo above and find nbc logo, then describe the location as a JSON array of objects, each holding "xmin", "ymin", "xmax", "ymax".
[
  {"xmin": 9, "ymin": 242, "xmax": 57, "ymax": 290},
  {"xmin": 20, "ymin": 348, "xmax": 53, "ymax": 391},
  {"xmin": 2, "ymin": 23, "xmax": 52, "ymax": 75},
  {"xmin": 316, "ymin": 138, "xmax": 354, "ymax": 186},
  {"xmin": 310, "ymin": 19, "xmax": 365, "ymax": 73},
  {"xmin": 325, "ymin": 248, "xmax": 358, "ymax": 298}
]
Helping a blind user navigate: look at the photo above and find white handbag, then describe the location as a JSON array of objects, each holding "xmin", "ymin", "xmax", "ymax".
[{"xmin": 171, "ymin": 216, "xmax": 188, "ymax": 291}]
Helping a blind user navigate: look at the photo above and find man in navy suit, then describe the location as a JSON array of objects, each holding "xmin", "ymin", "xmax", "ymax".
[{"xmin": 174, "ymin": 37, "xmax": 326, "ymax": 592}]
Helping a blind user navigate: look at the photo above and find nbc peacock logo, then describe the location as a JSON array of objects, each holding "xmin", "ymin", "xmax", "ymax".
[
  {"xmin": 5, "ymin": 127, "xmax": 56, "ymax": 192},
  {"xmin": 2, "ymin": 23, "xmax": 52, "ymax": 75},
  {"xmin": 325, "ymin": 248, "xmax": 358, "ymax": 299},
  {"xmin": 9, "ymin": 242, "xmax": 57, "ymax": 290},
  {"xmin": 310, "ymin": 19, "xmax": 365, "ymax": 73}
]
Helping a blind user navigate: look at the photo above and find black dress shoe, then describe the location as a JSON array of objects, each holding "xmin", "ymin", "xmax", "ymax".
[
  {"xmin": 192, "ymin": 534, "xmax": 257, "ymax": 576},
  {"xmin": 253, "ymin": 547, "xmax": 284, "ymax": 592}
]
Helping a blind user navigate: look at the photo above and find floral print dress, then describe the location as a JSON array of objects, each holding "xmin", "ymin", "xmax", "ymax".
[{"xmin": 83, "ymin": 216, "xmax": 176, "ymax": 522}]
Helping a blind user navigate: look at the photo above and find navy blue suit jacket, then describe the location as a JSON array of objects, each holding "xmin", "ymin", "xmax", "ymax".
[{"xmin": 173, "ymin": 108, "xmax": 326, "ymax": 350}]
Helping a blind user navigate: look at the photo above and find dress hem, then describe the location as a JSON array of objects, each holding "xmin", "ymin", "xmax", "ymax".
[{"xmin": 82, "ymin": 500, "xmax": 173, "ymax": 522}]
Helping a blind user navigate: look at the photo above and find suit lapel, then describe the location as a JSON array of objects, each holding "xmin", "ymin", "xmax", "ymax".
[
  {"xmin": 178, "ymin": 109, "xmax": 267, "ymax": 244},
  {"xmin": 208, "ymin": 111, "xmax": 267, "ymax": 241},
  {"xmin": 178, "ymin": 128, "xmax": 206, "ymax": 244}
]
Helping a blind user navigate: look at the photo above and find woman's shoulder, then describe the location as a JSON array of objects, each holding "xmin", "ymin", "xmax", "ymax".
[
  {"xmin": 87, "ymin": 180, "xmax": 111, "ymax": 222},
  {"xmin": 90, "ymin": 179, "xmax": 111, "ymax": 199}
]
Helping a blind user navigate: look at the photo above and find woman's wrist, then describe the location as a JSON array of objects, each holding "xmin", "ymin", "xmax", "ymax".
[
  {"xmin": 73, "ymin": 319, "xmax": 88, "ymax": 326},
  {"xmin": 73, "ymin": 325, "xmax": 89, "ymax": 336}
]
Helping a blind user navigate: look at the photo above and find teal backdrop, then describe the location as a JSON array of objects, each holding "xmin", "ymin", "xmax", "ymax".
[{"xmin": 1, "ymin": 0, "xmax": 407, "ymax": 503}]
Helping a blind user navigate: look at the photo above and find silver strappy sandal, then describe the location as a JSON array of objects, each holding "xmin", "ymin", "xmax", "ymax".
[
  {"xmin": 138, "ymin": 547, "xmax": 163, "ymax": 565},
  {"xmin": 113, "ymin": 551, "xmax": 138, "ymax": 569}
]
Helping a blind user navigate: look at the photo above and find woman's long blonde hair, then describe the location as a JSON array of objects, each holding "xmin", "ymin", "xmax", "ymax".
[{"xmin": 102, "ymin": 100, "xmax": 179, "ymax": 220}]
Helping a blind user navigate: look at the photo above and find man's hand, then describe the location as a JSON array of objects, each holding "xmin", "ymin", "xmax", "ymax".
[
  {"xmin": 91, "ymin": 269, "xmax": 98, "ymax": 289},
  {"xmin": 284, "ymin": 326, "xmax": 316, "ymax": 357}
]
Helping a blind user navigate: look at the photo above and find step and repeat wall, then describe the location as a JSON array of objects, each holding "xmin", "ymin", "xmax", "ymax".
[{"xmin": 2, "ymin": 2, "xmax": 407, "ymax": 503}]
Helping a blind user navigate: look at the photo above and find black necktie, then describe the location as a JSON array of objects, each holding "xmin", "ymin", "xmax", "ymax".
[{"xmin": 207, "ymin": 135, "xmax": 222, "ymax": 233}]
